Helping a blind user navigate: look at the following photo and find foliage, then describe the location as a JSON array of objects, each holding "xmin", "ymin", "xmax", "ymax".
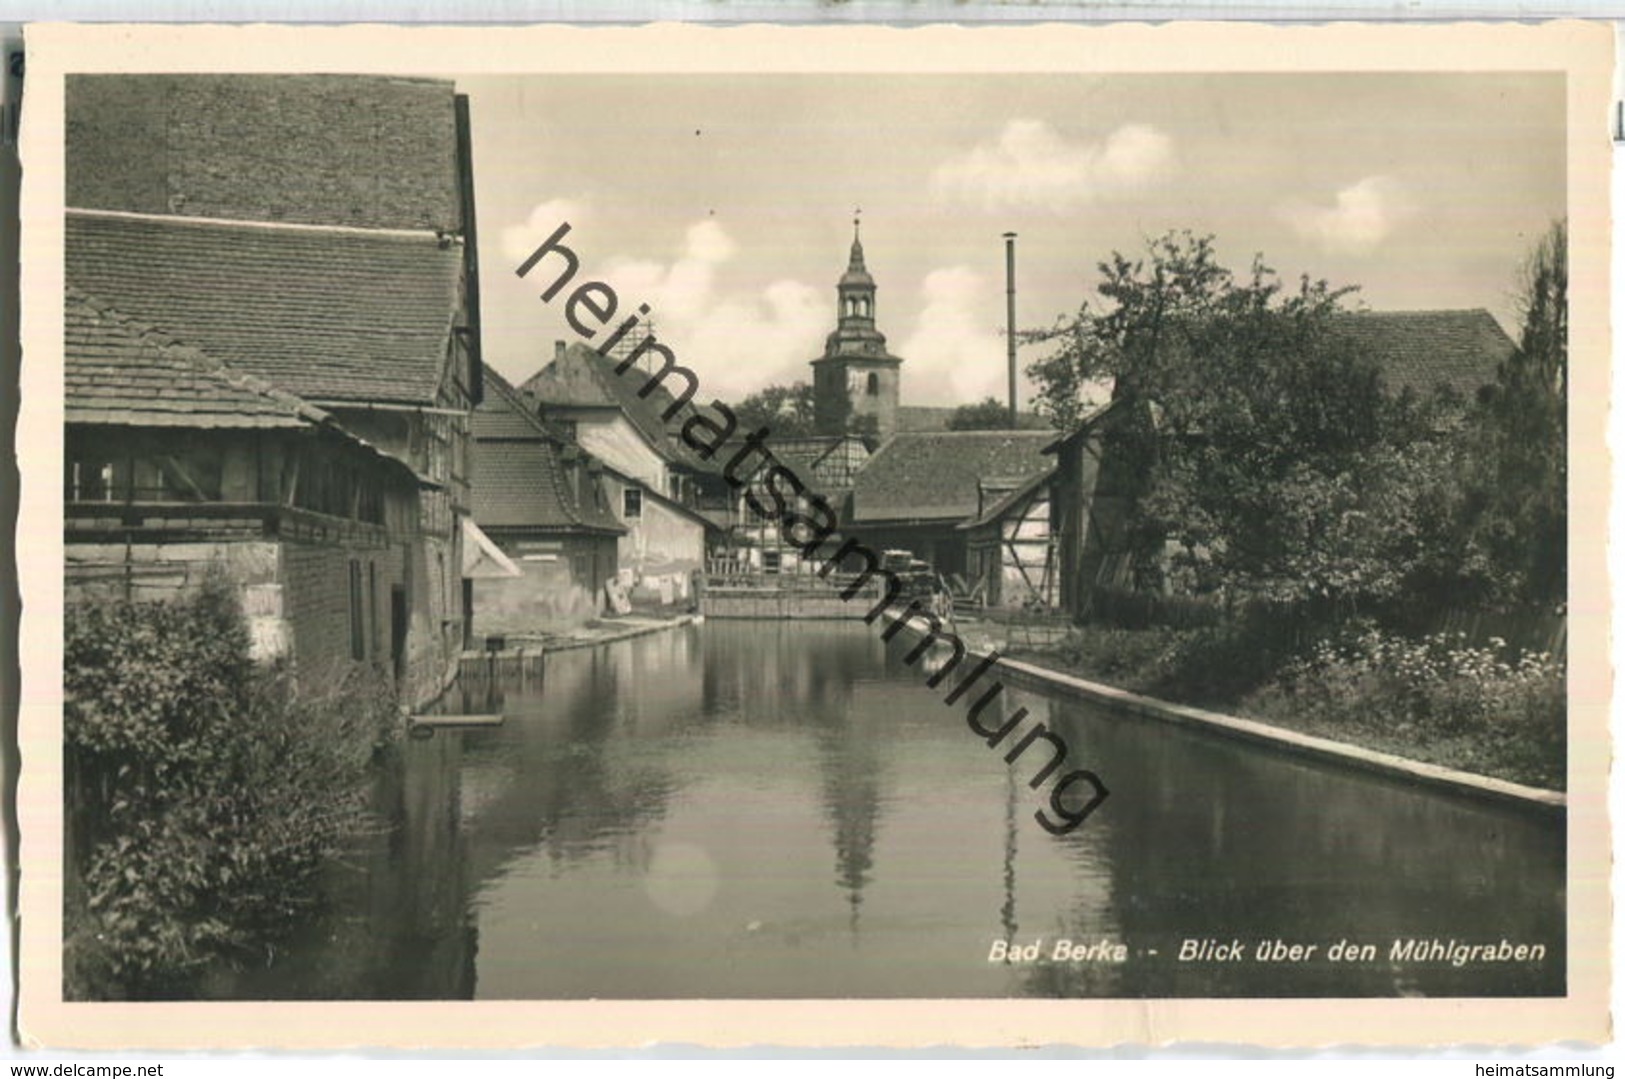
[
  {"xmin": 733, "ymin": 381, "xmax": 820, "ymax": 439},
  {"xmin": 1019, "ymin": 619, "xmax": 1564, "ymax": 788},
  {"xmin": 1036, "ymin": 623, "xmax": 1186, "ymax": 692},
  {"xmin": 733, "ymin": 380, "xmax": 880, "ymax": 443},
  {"xmin": 1031, "ymin": 608, "xmax": 1303, "ymax": 708},
  {"xmin": 1246, "ymin": 624, "xmax": 1565, "ymax": 788},
  {"xmin": 64, "ymin": 577, "xmax": 398, "ymax": 999},
  {"xmin": 1458, "ymin": 220, "xmax": 1568, "ymax": 611},
  {"xmin": 946, "ymin": 396, "xmax": 1013, "ymax": 431},
  {"xmin": 1026, "ymin": 230, "xmax": 1420, "ymax": 606}
]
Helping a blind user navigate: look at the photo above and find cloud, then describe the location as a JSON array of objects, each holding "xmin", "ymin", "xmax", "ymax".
[
  {"xmin": 596, "ymin": 221, "xmax": 826, "ymax": 401},
  {"xmin": 931, "ymin": 120, "xmax": 1176, "ymax": 212},
  {"xmin": 500, "ymin": 197, "xmax": 590, "ymax": 264},
  {"xmin": 1280, "ymin": 176, "xmax": 1414, "ymax": 255},
  {"xmin": 897, "ymin": 266, "xmax": 1011, "ymax": 403}
]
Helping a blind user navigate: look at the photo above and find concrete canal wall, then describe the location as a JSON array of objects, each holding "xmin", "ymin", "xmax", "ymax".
[
  {"xmin": 881, "ymin": 610, "xmax": 1566, "ymax": 815},
  {"xmin": 697, "ymin": 568, "xmax": 884, "ymax": 620}
]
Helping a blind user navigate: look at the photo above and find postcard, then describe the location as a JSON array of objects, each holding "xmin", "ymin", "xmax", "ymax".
[{"xmin": 15, "ymin": 19, "xmax": 1612, "ymax": 1049}]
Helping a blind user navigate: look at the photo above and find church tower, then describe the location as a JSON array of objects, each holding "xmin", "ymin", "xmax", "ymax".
[{"xmin": 812, "ymin": 216, "xmax": 903, "ymax": 440}]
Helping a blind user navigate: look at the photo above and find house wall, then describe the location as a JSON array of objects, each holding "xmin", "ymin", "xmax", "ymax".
[
  {"xmin": 62, "ymin": 530, "xmax": 452, "ymax": 704},
  {"xmin": 968, "ymin": 504, "xmax": 1056, "ymax": 610},
  {"xmin": 331, "ymin": 406, "xmax": 470, "ymax": 700},
  {"xmin": 604, "ymin": 474, "xmax": 706, "ymax": 578},
  {"xmin": 471, "ymin": 532, "xmax": 617, "ymax": 638},
  {"xmin": 565, "ymin": 413, "xmax": 667, "ymax": 491},
  {"xmin": 63, "ymin": 422, "xmax": 453, "ymax": 705}
]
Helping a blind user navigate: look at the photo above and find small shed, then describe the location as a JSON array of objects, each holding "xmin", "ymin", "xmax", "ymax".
[{"xmin": 957, "ymin": 468, "xmax": 1059, "ymax": 610}]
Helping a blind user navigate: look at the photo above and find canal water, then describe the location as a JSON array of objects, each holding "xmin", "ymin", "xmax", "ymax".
[{"xmin": 214, "ymin": 620, "xmax": 1564, "ymax": 999}]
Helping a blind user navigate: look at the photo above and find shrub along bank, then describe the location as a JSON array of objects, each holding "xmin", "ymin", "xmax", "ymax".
[
  {"xmin": 64, "ymin": 577, "xmax": 400, "ymax": 999},
  {"xmin": 1011, "ymin": 617, "xmax": 1564, "ymax": 791}
]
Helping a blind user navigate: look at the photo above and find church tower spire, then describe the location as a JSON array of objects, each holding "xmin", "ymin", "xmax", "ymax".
[{"xmin": 812, "ymin": 212, "xmax": 902, "ymax": 440}]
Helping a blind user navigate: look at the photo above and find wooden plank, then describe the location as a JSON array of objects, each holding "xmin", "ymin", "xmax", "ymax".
[{"xmin": 410, "ymin": 713, "xmax": 504, "ymax": 728}]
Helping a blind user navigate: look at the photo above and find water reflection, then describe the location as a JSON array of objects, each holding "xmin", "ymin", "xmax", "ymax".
[{"xmin": 213, "ymin": 620, "xmax": 1564, "ymax": 999}]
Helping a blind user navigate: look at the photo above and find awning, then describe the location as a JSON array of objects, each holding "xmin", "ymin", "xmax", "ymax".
[{"xmin": 462, "ymin": 517, "xmax": 522, "ymax": 579}]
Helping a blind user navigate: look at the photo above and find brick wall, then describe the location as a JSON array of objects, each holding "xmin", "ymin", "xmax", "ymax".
[
  {"xmin": 66, "ymin": 531, "xmax": 456, "ymax": 709},
  {"xmin": 66, "ymin": 538, "xmax": 289, "ymax": 659}
]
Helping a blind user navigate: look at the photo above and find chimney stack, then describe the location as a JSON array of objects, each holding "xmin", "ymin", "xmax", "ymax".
[
  {"xmin": 1003, "ymin": 232, "xmax": 1018, "ymax": 429},
  {"xmin": 554, "ymin": 340, "xmax": 566, "ymax": 362}
]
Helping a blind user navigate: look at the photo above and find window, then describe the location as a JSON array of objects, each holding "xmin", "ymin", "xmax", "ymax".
[
  {"xmin": 348, "ymin": 560, "xmax": 365, "ymax": 661},
  {"xmin": 866, "ymin": 372, "xmax": 880, "ymax": 396},
  {"xmin": 65, "ymin": 434, "xmax": 224, "ymax": 503},
  {"xmin": 66, "ymin": 457, "xmax": 119, "ymax": 502},
  {"xmin": 623, "ymin": 487, "xmax": 642, "ymax": 519}
]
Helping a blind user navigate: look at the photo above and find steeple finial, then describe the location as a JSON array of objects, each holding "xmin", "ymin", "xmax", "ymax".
[{"xmin": 847, "ymin": 208, "xmax": 868, "ymax": 274}]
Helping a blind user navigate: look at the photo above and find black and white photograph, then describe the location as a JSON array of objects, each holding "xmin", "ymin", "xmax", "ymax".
[{"xmin": 18, "ymin": 20, "xmax": 1612, "ymax": 1050}]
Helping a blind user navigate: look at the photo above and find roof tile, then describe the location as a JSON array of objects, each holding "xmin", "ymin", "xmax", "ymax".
[
  {"xmin": 67, "ymin": 212, "xmax": 461, "ymax": 405},
  {"xmin": 66, "ymin": 286, "xmax": 327, "ymax": 429},
  {"xmin": 67, "ymin": 74, "xmax": 461, "ymax": 233},
  {"xmin": 472, "ymin": 364, "xmax": 624, "ymax": 534},
  {"xmin": 850, "ymin": 430, "xmax": 1055, "ymax": 524},
  {"xmin": 1328, "ymin": 309, "xmax": 1514, "ymax": 399}
]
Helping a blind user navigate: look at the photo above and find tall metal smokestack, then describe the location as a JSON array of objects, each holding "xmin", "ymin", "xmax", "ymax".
[{"xmin": 1003, "ymin": 232, "xmax": 1018, "ymax": 429}]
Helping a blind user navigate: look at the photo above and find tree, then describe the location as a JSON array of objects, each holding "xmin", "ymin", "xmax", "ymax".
[
  {"xmin": 1025, "ymin": 231, "xmax": 1409, "ymax": 606},
  {"xmin": 946, "ymin": 396, "xmax": 1011, "ymax": 431},
  {"xmin": 1462, "ymin": 220, "xmax": 1568, "ymax": 610},
  {"xmin": 732, "ymin": 380, "xmax": 878, "ymax": 441},
  {"xmin": 733, "ymin": 381, "xmax": 819, "ymax": 439}
]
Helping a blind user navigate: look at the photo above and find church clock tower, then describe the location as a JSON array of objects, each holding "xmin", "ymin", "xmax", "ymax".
[{"xmin": 812, "ymin": 215, "xmax": 903, "ymax": 440}]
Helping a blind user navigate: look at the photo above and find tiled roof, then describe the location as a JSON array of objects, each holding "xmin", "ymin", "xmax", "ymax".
[
  {"xmin": 473, "ymin": 366, "xmax": 552, "ymax": 441},
  {"xmin": 1328, "ymin": 309, "xmax": 1514, "ymax": 400},
  {"xmin": 66, "ymin": 287, "xmax": 327, "ymax": 429},
  {"xmin": 850, "ymin": 430, "xmax": 1055, "ymax": 524},
  {"xmin": 67, "ymin": 74, "xmax": 462, "ymax": 233},
  {"xmin": 470, "ymin": 443, "xmax": 612, "ymax": 532},
  {"xmin": 522, "ymin": 343, "xmax": 725, "ymax": 475},
  {"xmin": 957, "ymin": 466, "xmax": 1061, "ymax": 531},
  {"xmin": 66, "ymin": 211, "xmax": 462, "ymax": 405},
  {"xmin": 896, "ymin": 405, "xmax": 1049, "ymax": 433},
  {"xmin": 471, "ymin": 364, "xmax": 624, "ymax": 535}
]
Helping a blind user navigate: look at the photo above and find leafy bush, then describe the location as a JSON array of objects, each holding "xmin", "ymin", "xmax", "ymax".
[
  {"xmin": 1246, "ymin": 624, "xmax": 1564, "ymax": 787},
  {"xmin": 64, "ymin": 576, "xmax": 399, "ymax": 999},
  {"xmin": 1034, "ymin": 624, "xmax": 1185, "ymax": 693},
  {"xmin": 1018, "ymin": 616, "xmax": 1563, "ymax": 789},
  {"xmin": 1030, "ymin": 610, "xmax": 1300, "ymax": 708}
]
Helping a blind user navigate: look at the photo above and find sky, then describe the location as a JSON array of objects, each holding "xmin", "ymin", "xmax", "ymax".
[{"xmin": 461, "ymin": 73, "xmax": 1565, "ymax": 408}]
